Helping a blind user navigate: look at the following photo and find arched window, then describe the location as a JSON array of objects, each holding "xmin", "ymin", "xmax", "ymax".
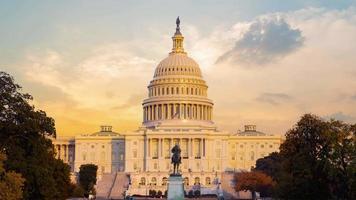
[
  {"xmin": 167, "ymin": 88, "xmax": 169, "ymax": 95},
  {"xmin": 250, "ymin": 151, "xmax": 255, "ymax": 161},
  {"xmin": 162, "ymin": 177, "xmax": 168, "ymax": 186},
  {"xmin": 191, "ymin": 88, "xmax": 193, "ymax": 94},
  {"xmin": 171, "ymin": 87, "xmax": 174, "ymax": 94},
  {"xmin": 186, "ymin": 88, "xmax": 189, "ymax": 94},
  {"xmin": 176, "ymin": 87, "xmax": 179, "ymax": 94},
  {"xmin": 194, "ymin": 177, "xmax": 200, "ymax": 185},
  {"xmin": 205, "ymin": 177, "xmax": 211, "ymax": 185},
  {"xmin": 195, "ymin": 88, "xmax": 198, "ymax": 95},
  {"xmin": 162, "ymin": 88, "xmax": 165, "ymax": 95},
  {"xmin": 151, "ymin": 177, "xmax": 157, "ymax": 185},
  {"xmin": 184, "ymin": 177, "xmax": 189, "ymax": 186},
  {"xmin": 140, "ymin": 177, "xmax": 146, "ymax": 185}
]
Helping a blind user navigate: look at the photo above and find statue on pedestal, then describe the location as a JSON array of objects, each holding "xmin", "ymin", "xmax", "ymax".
[{"xmin": 171, "ymin": 144, "xmax": 181, "ymax": 175}]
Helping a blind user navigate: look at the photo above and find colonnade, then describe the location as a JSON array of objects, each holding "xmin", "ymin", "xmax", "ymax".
[
  {"xmin": 146, "ymin": 138, "xmax": 206, "ymax": 159},
  {"xmin": 143, "ymin": 103, "xmax": 212, "ymax": 122},
  {"xmin": 54, "ymin": 144, "xmax": 72, "ymax": 163},
  {"xmin": 149, "ymin": 86, "xmax": 207, "ymax": 97}
]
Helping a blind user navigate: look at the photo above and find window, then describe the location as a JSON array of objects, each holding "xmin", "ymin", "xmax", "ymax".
[
  {"xmin": 250, "ymin": 151, "xmax": 255, "ymax": 160},
  {"xmin": 269, "ymin": 144, "xmax": 273, "ymax": 148},
  {"xmin": 184, "ymin": 177, "xmax": 189, "ymax": 186},
  {"xmin": 151, "ymin": 177, "xmax": 157, "ymax": 185},
  {"xmin": 139, "ymin": 177, "xmax": 146, "ymax": 185},
  {"xmin": 162, "ymin": 177, "xmax": 168, "ymax": 186},
  {"xmin": 82, "ymin": 153, "xmax": 87, "ymax": 161},
  {"xmin": 261, "ymin": 145, "xmax": 264, "ymax": 148},
  {"xmin": 133, "ymin": 150, "xmax": 137, "ymax": 158},
  {"xmin": 205, "ymin": 177, "xmax": 211, "ymax": 185},
  {"xmin": 102, "ymin": 145, "xmax": 105, "ymax": 148},
  {"xmin": 133, "ymin": 162, "xmax": 138, "ymax": 170},
  {"xmin": 194, "ymin": 177, "xmax": 200, "ymax": 185},
  {"xmin": 154, "ymin": 162, "xmax": 158, "ymax": 169}
]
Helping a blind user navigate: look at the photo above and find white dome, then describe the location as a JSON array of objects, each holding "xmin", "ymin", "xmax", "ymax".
[{"xmin": 154, "ymin": 54, "xmax": 202, "ymax": 78}]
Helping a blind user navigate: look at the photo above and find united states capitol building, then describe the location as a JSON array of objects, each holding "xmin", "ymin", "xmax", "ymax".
[{"xmin": 53, "ymin": 19, "xmax": 283, "ymax": 198}]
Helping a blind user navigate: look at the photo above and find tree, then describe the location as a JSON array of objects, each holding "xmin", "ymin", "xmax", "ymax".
[
  {"xmin": 255, "ymin": 152, "xmax": 281, "ymax": 180},
  {"xmin": 235, "ymin": 171, "xmax": 275, "ymax": 199},
  {"xmin": 274, "ymin": 114, "xmax": 356, "ymax": 200},
  {"xmin": 79, "ymin": 164, "xmax": 98, "ymax": 196},
  {"xmin": 0, "ymin": 71, "xmax": 72, "ymax": 199},
  {"xmin": 0, "ymin": 153, "xmax": 25, "ymax": 200}
]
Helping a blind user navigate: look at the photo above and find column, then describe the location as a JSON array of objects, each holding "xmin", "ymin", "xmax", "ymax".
[
  {"xmin": 203, "ymin": 139, "xmax": 206, "ymax": 157},
  {"xmin": 173, "ymin": 103, "xmax": 176, "ymax": 118},
  {"xmin": 200, "ymin": 139, "xmax": 203, "ymax": 158},
  {"xmin": 188, "ymin": 138, "xmax": 192, "ymax": 157},
  {"xmin": 148, "ymin": 138, "xmax": 151, "ymax": 157},
  {"xmin": 177, "ymin": 104, "xmax": 180, "ymax": 119},
  {"xmin": 169, "ymin": 139, "xmax": 172, "ymax": 157}
]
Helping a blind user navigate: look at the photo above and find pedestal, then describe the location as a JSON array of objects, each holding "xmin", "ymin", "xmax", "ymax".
[{"xmin": 167, "ymin": 175, "xmax": 184, "ymax": 200}]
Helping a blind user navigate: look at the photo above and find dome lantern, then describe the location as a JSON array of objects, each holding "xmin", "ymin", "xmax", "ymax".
[{"xmin": 170, "ymin": 16, "xmax": 186, "ymax": 54}]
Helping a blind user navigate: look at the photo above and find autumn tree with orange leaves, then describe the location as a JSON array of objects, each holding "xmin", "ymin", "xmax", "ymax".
[{"xmin": 235, "ymin": 171, "xmax": 275, "ymax": 199}]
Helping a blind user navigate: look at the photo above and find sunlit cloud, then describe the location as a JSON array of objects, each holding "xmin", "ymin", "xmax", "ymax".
[{"xmin": 216, "ymin": 15, "xmax": 304, "ymax": 65}]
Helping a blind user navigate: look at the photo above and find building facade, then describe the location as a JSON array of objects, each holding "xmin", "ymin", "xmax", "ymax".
[{"xmin": 53, "ymin": 19, "xmax": 283, "ymax": 196}]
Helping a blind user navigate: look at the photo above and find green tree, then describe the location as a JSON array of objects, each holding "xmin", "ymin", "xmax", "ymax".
[
  {"xmin": 255, "ymin": 152, "xmax": 281, "ymax": 180},
  {"xmin": 0, "ymin": 71, "xmax": 72, "ymax": 199},
  {"xmin": 79, "ymin": 164, "xmax": 98, "ymax": 196},
  {"xmin": 0, "ymin": 153, "xmax": 25, "ymax": 200},
  {"xmin": 275, "ymin": 114, "xmax": 355, "ymax": 200}
]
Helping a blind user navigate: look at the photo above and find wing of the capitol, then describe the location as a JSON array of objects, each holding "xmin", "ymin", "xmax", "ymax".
[{"xmin": 52, "ymin": 19, "xmax": 283, "ymax": 197}]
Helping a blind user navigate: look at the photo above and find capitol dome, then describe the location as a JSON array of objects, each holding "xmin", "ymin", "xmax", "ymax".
[
  {"xmin": 154, "ymin": 54, "xmax": 202, "ymax": 78},
  {"xmin": 142, "ymin": 17, "xmax": 214, "ymax": 128}
]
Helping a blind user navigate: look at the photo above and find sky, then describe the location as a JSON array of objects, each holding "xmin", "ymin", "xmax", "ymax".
[{"xmin": 1, "ymin": 0, "xmax": 356, "ymax": 136}]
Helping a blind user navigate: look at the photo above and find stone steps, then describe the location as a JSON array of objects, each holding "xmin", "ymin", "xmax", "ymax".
[
  {"xmin": 109, "ymin": 172, "xmax": 130, "ymax": 199},
  {"xmin": 96, "ymin": 173, "xmax": 116, "ymax": 199}
]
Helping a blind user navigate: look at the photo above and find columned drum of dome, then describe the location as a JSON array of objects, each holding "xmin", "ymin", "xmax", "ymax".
[{"xmin": 142, "ymin": 19, "xmax": 214, "ymax": 128}]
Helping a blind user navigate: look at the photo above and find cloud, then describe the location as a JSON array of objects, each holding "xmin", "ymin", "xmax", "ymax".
[
  {"xmin": 256, "ymin": 92, "xmax": 293, "ymax": 105},
  {"xmin": 324, "ymin": 112, "xmax": 356, "ymax": 122},
  {"xmin": 112, "ymin": 94, "xmax": 144, "ymax": 110},
  {"xmin": 216, "ymin": 15, "xmax": 304, "ymax": 65}
]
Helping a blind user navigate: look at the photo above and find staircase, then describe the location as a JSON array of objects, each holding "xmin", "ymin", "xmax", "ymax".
[
  {"xmin": 96, "ymin": 173, "xmax": 116, "ymax": 200},
  {"xmin": 109, "ymin": 172, "xmax": 130, "ymax": 199}
]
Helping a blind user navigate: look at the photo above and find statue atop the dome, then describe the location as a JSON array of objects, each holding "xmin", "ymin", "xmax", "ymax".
[{"xmin": 175, "ymin": 16, "xmax": 181, "ymax": 35}]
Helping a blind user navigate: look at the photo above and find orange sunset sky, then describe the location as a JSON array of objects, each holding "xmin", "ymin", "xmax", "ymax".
[{"xmin": 1, "ymin": 1, "xmax": 356, "ymax": 136}]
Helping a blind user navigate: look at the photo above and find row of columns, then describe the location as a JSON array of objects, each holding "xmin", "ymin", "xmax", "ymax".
[
  {"xmin": 143, "ymin": 103, "xmax": 212, "ymax": 122},
  {"xmin": 54, "ymin": 144, "xmax": 71, "ymax": 163},
  {"xmin": 146, "ymin": 138, "xmax": 206, "ymax": 159},
  {"xmin": 149, "ymin": 86, "xmax": 206, "ymax": 97}
]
